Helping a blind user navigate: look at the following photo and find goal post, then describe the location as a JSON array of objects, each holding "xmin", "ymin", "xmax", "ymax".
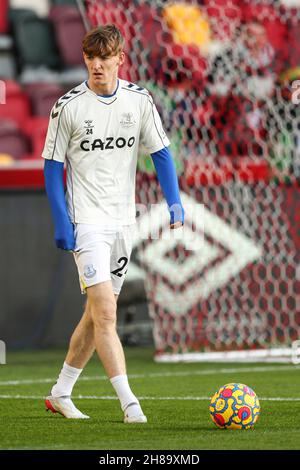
[{"xmin": 80, "ymin": 0, "xmax": 300, "ymax": 362}]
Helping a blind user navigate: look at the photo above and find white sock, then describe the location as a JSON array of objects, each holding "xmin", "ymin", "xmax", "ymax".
[
  {"xmin": 110, "ymin": 374, "xmax": 140, "ymax": 412},
  {"xmin": 51, "ymin": 362, "xmax": 83, "ymax": 397}
]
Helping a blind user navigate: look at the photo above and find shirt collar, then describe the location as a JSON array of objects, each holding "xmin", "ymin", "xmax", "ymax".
[{"xmin": 84, "ymin": 79, "xmax": 119, "ymax": 99}]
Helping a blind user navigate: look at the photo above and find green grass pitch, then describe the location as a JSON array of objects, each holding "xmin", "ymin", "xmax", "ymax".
[{"xmin": 0, "ymin": 347, "xmax": 300, "ymax": 450}]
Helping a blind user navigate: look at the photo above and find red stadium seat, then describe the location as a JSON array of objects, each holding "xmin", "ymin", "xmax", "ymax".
[
  {"xmin": 0, "ymin": 0, "xmax": 9, "ymax": 33},
  {"xmin": 24, "ymin": 83, "xmax": 64, "ymax": 117},
  {"xmin": 0, "ymin": 119, "xmax": 30, "ymax": 160},
  {"xmin": 0, "ymin": 80, "xmax": 31, "ymax": 128},
  {"xmin": 49, "ymin": 6, "xmax": 86, "ymax": 67},
  {"xmin": 202, "ymin": 0, "xmax": 242, "ymax": 40},
  {"xmin": 23, "ymin": 116, "xmax": 49, "ymax": 159},
  {"xmin": 3, "ymin": 79, "xmax": 22, "ymax": 95}
]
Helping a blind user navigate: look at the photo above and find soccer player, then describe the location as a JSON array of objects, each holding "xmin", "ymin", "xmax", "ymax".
[{"xmin": 42, "ymin": 24, "xmax": 184, "ymax": 423}]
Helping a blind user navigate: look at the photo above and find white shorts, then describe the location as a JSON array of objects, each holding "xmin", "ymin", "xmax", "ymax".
[{"xmin": 73, "ymin": 224, "xmax": 135, "ymax": 295}]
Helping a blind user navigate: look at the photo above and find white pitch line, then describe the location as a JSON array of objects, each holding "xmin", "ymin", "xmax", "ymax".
[
  {"xmin": 0, "ymin": 364, "xmax": 300, "ymax": 387},
  {"xmin": 0, "ymin": 394, "xmax": 300, "ymax": 402}
]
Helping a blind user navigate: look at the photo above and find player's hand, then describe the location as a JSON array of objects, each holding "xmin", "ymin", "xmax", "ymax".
[
  {"xmin": 54, "ymin": 221, "xmax": 75, "ymax": 251},
  {"xmin": 170, "ymin": 221, "xmax": 184, "ymax": 230},
  {"xmin": 169, "ymin": 204, "xmax": 184, "ymax": 230}
]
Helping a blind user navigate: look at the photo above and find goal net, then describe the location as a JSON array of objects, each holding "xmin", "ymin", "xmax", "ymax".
[{"xmin": 80, "ymin": 0, "xmax": 300, "ymax": 362}]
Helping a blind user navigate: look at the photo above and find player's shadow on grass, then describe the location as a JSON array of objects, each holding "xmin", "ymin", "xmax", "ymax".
[{"xmin": 26, "ymin": 416, "xmax": 221, "ymax": 431}]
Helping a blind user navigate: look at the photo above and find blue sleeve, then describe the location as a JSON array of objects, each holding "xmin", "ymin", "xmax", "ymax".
[
  {"xmin": 151, "ymin": 147, "xmax": 184, "ymax": 225},
  {"xmin": 44, "ymin": 159, "xmax": 75, "ymax": 250}
]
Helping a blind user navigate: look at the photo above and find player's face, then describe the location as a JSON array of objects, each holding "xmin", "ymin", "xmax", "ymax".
[{"xmin": 84, "ymin": 52, "xmax": 125, "ymax": 87}]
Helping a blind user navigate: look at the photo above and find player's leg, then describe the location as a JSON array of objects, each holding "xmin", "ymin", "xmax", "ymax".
[
  {"xmin": 45, "ymin": 224, "xmax": 145, "ymax": 422},
  {"xmin": 87, "ymin": 280, "xmax": 146, "ymax": 423},
  {"xmin": 65, "ymin": 298, "xmax": 95, "ymax": 368},
  {"xmin": 51, "ymin": 293, "xmax": 119, "ymax": 383},
  {"xmin": 62, "ymin": 291, "xmax": 118, "ymax": 369},
  {"xmin": 45, "ymin": 224, "xmax": 103, "ymax": 419},
  {"xmin": 107, "ymin": 224, "xmax": 147, "ymax": 423},
  {"xmin": 87, "ymin": 282, "xmax": 125, "ymax": 377},
  {"xmin": 63, "ymin": 293, "xmax": 119, "ymax": 368},
  {"xmin": 45, "ymin": 299, "xmax": 93, "ymax": 419},
  {"xmin": 46, "ymin": 294, "xmax": 120, "ymax": 418}
]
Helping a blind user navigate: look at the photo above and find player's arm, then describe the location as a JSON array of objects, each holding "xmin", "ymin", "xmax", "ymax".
[
  {"xmin": 44, "ymin": 160, "xmax": 75, "ymax": 250},
  {"xmin": 42, "ymin": 104, "xmax": 75, "ymax": 251},
  {"xmin": 140, "ymin": 94, "xmax": 184, "ymax": 228},
  {"xmin": 151, "ymin": 146, "xmax": 184, "ymax": 228}
]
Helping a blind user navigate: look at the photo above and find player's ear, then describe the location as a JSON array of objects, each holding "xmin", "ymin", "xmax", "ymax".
[{"xmin": 118, "ymin": 51, "xmax": 125, "ymax": 66}]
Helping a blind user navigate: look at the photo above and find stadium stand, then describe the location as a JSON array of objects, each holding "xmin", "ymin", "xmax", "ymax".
[
  {"xmin": 0, "ymin": 79, "xmax": 31, "ymax": 127},
  {"xmin": 11, "ymin": 10, "xmax": 61, "ymax": 69},
  {"xmin": 0, "ymin": 78, "xmax": 64, "ymax": 160},
  {"xmin": 0, "ymin": 0, "xmax": 299, "ymax": 167},
  {"xmin": 0, "ymin": 1, "xmax": 15, "ymax": 79},
  {"xmin": 0, "ymin": 1, "xmax": 89, "ymax": 161},
  {"xmin": 9, "ymin": 0, "xmax": 50, "ymax": 17},
  {"xmin": 24, "ymin": 82, "xmax": 64, "ymax": 116},
  {"xmin": 22, "ymin": 116, "xmax": 49, "ymax": 159},
  {"xmin": 0, "ymin": 0, "xmax": 299, "ymax": 363},
  {"xmin": 49, "ymin": 5, "xmax": 86, "ymax": 67},
  {"xmin": 0, "ymin": 0, "xmax": 9, "ymax": 34},
  {"xmin": 0, "ymin": 119, "xmax": 30, "ymax": 160},
  {"xmin": 51, "ymin": 0, "xmax": 78, "ymax": 6},
  {"xmin": 0, "ymin": 42, "xmax": 16, "ymax": 79}
]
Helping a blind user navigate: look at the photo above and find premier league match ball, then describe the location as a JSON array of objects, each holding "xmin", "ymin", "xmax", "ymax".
[{"xmin": 209, "ymin": 383, "xmax": 260, "ymax": 429}]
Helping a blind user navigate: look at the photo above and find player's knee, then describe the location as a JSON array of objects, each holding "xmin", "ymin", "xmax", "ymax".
[{"xmin": 90, "ymin": 300, "xmax": 116, "ymax": 330}]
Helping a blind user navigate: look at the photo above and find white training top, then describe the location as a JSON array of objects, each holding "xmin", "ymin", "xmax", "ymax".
[{"xmin": 42, "ymin": 79, "xmax": 170, "ymax": 225}]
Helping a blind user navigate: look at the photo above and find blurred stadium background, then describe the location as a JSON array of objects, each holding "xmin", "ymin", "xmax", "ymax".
[{"xmin": 0, "ymin": 0, "xmax": 299, "ymax": 361}]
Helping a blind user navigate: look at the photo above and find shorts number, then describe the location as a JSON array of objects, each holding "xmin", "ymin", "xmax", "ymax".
[{"xmin": 111, "ymin": 257, "xmax": 128, "ymax": 277}]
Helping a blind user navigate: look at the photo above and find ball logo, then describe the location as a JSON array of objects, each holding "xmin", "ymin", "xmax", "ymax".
[{"xmin": 215, "ymin": 398, "xmax": 226, "ymax": 411}]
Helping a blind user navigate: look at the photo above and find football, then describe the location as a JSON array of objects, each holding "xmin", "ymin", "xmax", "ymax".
[{"xmin": 209, "ymin": 383, "xmax": 260, "ymax": 429}]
